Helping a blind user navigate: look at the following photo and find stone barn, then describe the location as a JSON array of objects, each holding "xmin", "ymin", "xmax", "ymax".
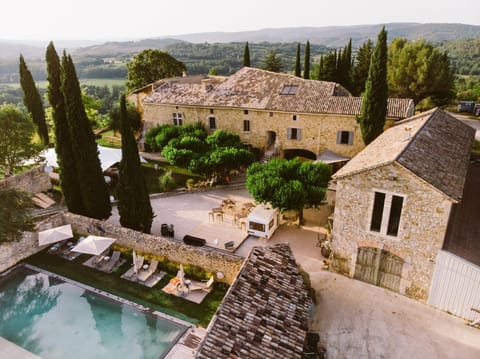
[{"xmin": 330, "ymin": 108, "xmax": 475, "ymax": 301}]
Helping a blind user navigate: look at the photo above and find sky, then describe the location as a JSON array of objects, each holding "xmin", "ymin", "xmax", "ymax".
[{"xmin": 2, "ymin": 0, "xmax": 479, "ymax": 41}]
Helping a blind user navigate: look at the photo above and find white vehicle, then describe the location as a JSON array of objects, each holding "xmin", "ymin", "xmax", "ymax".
[{"xmin": 247, "ymin": 204, "xmax": 279, "ymax": 239}]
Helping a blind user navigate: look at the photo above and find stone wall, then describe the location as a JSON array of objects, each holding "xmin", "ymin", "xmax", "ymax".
[
  {"xmin": 61, "ymin": 212, "xmax": 244, "ymax": 284},
  {"xmin": 331, "ymin": 163, "xmax": 452, "ymax": 301},
  {"xmin": 1, "ymin": 211, "xmax": 245, "ymax": 283},
  {"xmin": 0, "ymin": 165, "xmax": 52, "ymax": 194},
  {"xmin": 143, "ymin": 104, "xmax": 365, "ymax": 158},
  {"xmin": 0, "ymin": 215, "xmax": 63, "ymax": 273}
]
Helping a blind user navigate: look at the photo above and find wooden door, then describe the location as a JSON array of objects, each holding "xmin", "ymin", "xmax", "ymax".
[
  {"xmin": 354, "ymin": 247, "xmax": 381, "ymax": 285},
  {"xmin": 378, "ymin": 250, "xmax": 403, "ymax": 292},
  {"xmin": 354, "ymin": 247, "xmax": 403, "ymax": 293}
]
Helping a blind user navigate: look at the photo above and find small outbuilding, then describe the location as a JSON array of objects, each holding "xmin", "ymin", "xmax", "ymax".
[{"xmin": 247, "ymin": 204, "xmax": 279, "ymax": 239}]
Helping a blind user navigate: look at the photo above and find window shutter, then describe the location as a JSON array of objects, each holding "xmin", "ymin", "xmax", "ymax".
[
  {"xmin": 348, "ymin": 131, "xmax": 354, "ymax": 145},
  {"xmin": 297, "ymin": 128, "xmax": 302, "ymax": 140},
  {"xmin": 336, "ymin": 131, "xmax": 341, "ymax": 144},
  {"xmin": 287, "ymin": 128, "xmax": 292, "ymax": 139}
]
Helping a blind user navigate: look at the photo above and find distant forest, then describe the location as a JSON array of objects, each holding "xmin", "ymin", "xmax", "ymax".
[{"xmin": 1, "ymin": 38, "xmax": 479, "ymax": 86}]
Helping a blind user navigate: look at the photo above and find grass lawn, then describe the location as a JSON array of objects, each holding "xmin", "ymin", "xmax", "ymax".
[
  {"xmin": 26, "ymin": 250, "xmax": 228, "ymax": 327},
  {"xmin": 141, "ymin": 162, "xmax": 204, "ymax": 194},
  {"xmin": 97, "ymin": 129, "xmax": 122, "ymax": 148}
]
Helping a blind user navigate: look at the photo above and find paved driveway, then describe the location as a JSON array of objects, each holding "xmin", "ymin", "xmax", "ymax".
[{"xmin": 108, "ymin": 187, "xmax": 480, "ymax": 358}]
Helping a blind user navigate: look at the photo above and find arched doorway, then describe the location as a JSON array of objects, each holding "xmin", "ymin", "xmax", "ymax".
[
  {"xmin": 266, "ymin": 131, "xmax": 276, "ymax": 149},
  {"xmin": 283, "ymin": 149, "xmax": 317, "ymax": 161},
  {"xmin": 354, "ymin": 247, "xmax": 404, "ymax": 293}
]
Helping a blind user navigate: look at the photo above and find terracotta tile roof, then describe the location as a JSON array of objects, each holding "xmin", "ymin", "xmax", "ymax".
[
  {"xmin": 142, "ymin": 67, "xmax": 414, "ymax": 118},
  {"xmin": 196, "ymin": 244, "xmax": 311, "ymax": 359},
  {"xmin": 334, "ymin": 108, "xmax": 475, "ymax": 201}
]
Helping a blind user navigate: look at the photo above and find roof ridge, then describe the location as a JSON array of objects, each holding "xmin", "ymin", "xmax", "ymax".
[{"xmin": 395, "ymin": 108, "xmax": 439, "ymax": 162}]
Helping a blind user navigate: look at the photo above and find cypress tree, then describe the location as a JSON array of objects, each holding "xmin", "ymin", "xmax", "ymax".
[
  {"xmin": 357, "ymin": 26, "xmax": 388, "ymax": 145},
  {"xmin": 46, "ymin": 42, "xmax": 85, "ymax": 215},
  {"xmin": 317, "ymin": 55, "xmax": 324, "ymax": 80},
  {"xmin": 117, "ymin": 95, "xmax": 154, "ymax": 233},
  {"xmin": 61, "ymin": 53, "xmax": 111, "ymax": 219},
  {"xmin": 322, "ymin": 52, "xmax": 337, "ymax": 82},
  {"xmin": 294, "ymin": 43, "xmax": 301, "ymax": 77},
  {"xmin": 303, "ymin": 40, "xmax": 310, "ymax": 79},
  {"xmin": 352, "ymin": 39, "xmax": 373, "ymax": 96},
  {"xmin": 19, "ymin": 54, "xmax": 49, "ymax": 145},
  {"xmin": 338, "ymin": 39, "xmax": 353, "ymax": 91},
  {"xmin": 243, "ymin": 42, "xmax": 251, "ymax": 67}
]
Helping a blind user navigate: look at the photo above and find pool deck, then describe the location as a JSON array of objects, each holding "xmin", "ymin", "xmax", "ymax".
[
  {"xmin": 0, "ymin": 337, "xmax": 42, "ymax": 359},
  {"xmin": 164, "ymin": 327, "xmax": 207, "ymax": 359}
]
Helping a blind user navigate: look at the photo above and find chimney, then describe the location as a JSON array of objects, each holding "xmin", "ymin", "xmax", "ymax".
[
  {"xmin": 403, "ymin": 126, "xmax": 413, "ymax": 141},
  {"xmin": 201, "ymin": 78, "xmax": 212, "ymax": 92}
]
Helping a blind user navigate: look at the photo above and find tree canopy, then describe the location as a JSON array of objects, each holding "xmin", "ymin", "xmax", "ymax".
[
  {"xmin": 46, "ymin": 42, "xmax": 85, "ymax": 215},
  {"xmin": 263, "ymin": 50, "xmax": 283, "ymax": 73},
  {"xmin": 303, "ymin": 40, "xmax": 310, "ymax": 79},
  {"xmin": 246, "ymin": 158, "xmax": 331, "ymax": 223},
  {"xmin": 357, "ymin": 26, "xmax": 388, "ymax": 145},
  {"xmin": 0, "ymin": 104, "xmax": 40, "ymax": 176},
  {"xmin": 146, "ymin": 124, "xmax": 255, "ymax": 181},
  {"xmin": 126, "ymin": 49, "xmax": 186, "ymax": 91},
  {"xmin": 117, "ymin": 95, "xmax": 154, "ymax": 233},
  {"xmin": 19, "ymin": 55, "xmax": 49, "ymax": 145},
  {"xmin": 0, "ymin": 188, "xmax": 34, "ymax": 243},
  {"xmin": 388, "ymin": 38, "xmax": 455, "ymax": 108},
  {"xmin": 352, "ymin": 39, "xmax": 373, "ymax": 96},
  {"xmin": 61, "ymin": 52, "xmax": 111, "ymax": 219},
  {"xmin": 243, "ymin": 42, "xmax": 251, "ymax": 67}
]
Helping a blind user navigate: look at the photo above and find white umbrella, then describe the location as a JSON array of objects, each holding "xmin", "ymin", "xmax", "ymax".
[
  {"xmin": 38, "ymin": 224, "xmax": 73, "ymax": 246},
  {"xmin": 133, "ymin": 250, "xmax": 138, "ymax": 274},
  {"xmin": 71, "ymin": 235, "xmax": 116, "ymax": 255},
  {"xmin": 177, "ymin": 264, "xmax": 185, "ymax": 286}
]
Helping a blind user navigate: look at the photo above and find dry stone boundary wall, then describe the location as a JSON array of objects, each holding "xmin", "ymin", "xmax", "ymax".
[
  {"xmin": 1, "ymin": 211, "xmax": 244, "ymax": 284},
  {"xmin": 0, "ymin": 165, "xmax": 52, "ymax": 194}
]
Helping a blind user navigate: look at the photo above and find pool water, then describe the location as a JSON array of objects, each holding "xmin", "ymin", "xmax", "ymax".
[{"xmin": 0, "ymin": 267, "xmax": 185, "ymax": 359}]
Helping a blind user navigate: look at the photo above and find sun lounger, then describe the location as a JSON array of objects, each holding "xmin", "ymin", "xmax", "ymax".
[
  {"xmin": 102, "ymin": 251, "xmax": 121, "ymax": 272},
  {"xmin": 93, "ymin": 248, "xmax": 110, "ymax": 266},
  {"xmin": 189, "ymin": 276, "xmax": 214, "ymax": 291},
  {"xmin": 138, "ymin": 260, "xmax": 158, "ymax": 282}
]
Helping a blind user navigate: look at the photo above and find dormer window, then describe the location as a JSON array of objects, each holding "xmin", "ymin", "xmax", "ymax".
[{"xmin": 280, "ymin": 85, "xmax": 298, "ymax": 95}]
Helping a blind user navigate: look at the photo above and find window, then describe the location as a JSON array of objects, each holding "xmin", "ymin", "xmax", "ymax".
[
  {"xmin": 269, "ymin": 112, "xmax": 273, "ymax": 117},
  {"xmin": 244, "ymin": 110, "xmax": 249, "ymax": 115},
  {"xmin": 336, "ymin": 131, "xmax": 354, "ymax": 145},
  {"xmin": 370, "ymin": 192, "xmax": 385, "ymax": 232},
  {"xmin": 387, "ymin": 196, "xmax": 404, "ymax": 236},
  {"xmin": 287, "ymin": 127, "xmax": 301, "ymax": 140},
  {"xmin": 249, "ymin": 221, "xmax": 265, "ymax": 232},
  {"xmin": 208, "ymin": 116, "xmax": 217, "ymax": 130},
  {"xmin": 370, "ymin": 191, "xmax": 404, "ymax": 237},
  {"xmin": 243, "ymin": 120, "xmax": 250, "ymax": 132},
  {"xmin": 269, "ymin": 219, "xmax": 274, "ymax": 230},
  {"xmin": 280, "ymin": 85, "xmax": 298, "ymax": 95},
  {"xmin": 210, "ymin": 108, "xmax": 214, "ymax": 114},
  {"xmin": 172, "ymin": 112, "xmax": 183, "ymax": 126},
  {"xmin": 292, "ymin": 115, "xmax": 297, "ymax": 121}
]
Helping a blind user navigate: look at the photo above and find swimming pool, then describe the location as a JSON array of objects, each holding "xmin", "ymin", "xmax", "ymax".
[{"xmin": 0, "ymin": 267, "xmax": 187, "ymax": 359}]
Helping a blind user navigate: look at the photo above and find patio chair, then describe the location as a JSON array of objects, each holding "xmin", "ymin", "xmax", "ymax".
[
  {"xmin": 138, "ymin": 260, "xmax": 158, "ymax": 282},
  {"xmin": 93, "ymin": 248, "xmax": 110, "ymax": 266},
  {"xmin": 102, "ymin": 251, "xmax": 121, "ymax": 272},
  {"xmin": 189, "ymin": 276, "xmax": 214, "ymax": 291}
]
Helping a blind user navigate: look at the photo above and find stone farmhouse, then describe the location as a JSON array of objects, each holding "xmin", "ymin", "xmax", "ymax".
[
  {"xmin": 131, "ymin": 67, "xmax": 414, "ymax": 162},
  {"xmin": 330, "ymin": 108, "xmax": 476, "ymax": 302}
]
